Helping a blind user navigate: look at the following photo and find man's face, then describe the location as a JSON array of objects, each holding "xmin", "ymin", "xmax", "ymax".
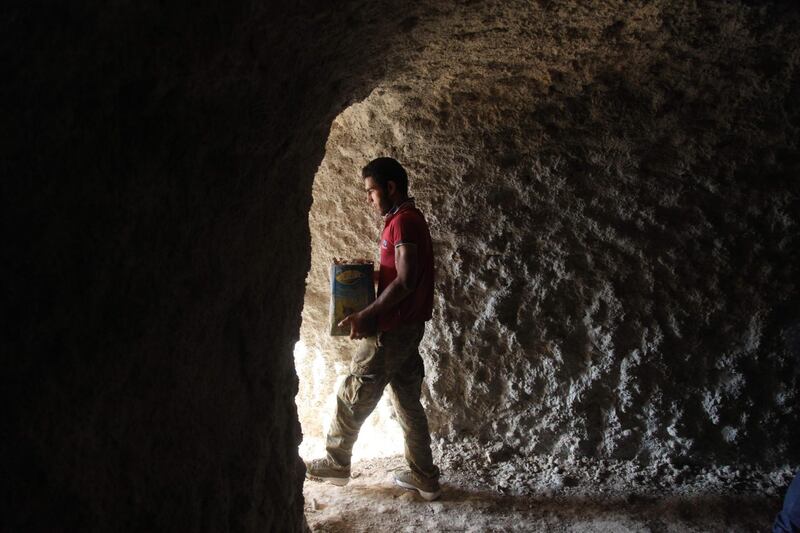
[{"xmin": 364, "ymin": 176, "xmax": 393, "ymax": 215}]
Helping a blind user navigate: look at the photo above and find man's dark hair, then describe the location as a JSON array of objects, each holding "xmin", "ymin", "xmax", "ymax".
[{"xmin": 362, "ymin": 157, "xmax": 409, "ymax": 196}]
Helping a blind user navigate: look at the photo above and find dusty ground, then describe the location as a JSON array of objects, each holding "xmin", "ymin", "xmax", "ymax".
[{"xmin": 304, "ymin": 452, "xmax": 794, "ymax": 532}]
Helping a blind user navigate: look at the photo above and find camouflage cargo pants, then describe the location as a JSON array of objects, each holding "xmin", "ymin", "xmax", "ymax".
[{"xmin": 326, "ymin": 322, "xmax": 440, "ymax": 481}]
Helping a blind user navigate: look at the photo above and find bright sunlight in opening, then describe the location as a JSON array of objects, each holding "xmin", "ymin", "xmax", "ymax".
[{"xmin": 294, "ymin": 340, "xmax": 405, "ymax": 462}]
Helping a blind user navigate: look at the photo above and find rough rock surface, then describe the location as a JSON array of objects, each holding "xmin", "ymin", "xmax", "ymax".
[
  {"xmin": 300, "ymin": 0, "xmax": 800, "ymax": 472},
  {"xmin": 2, "ymin": 1, "xmax": 413, "ymax": 531},
  {"xmin": 4, "ymin": 0, "xmax": 800, "ymax": 531}
]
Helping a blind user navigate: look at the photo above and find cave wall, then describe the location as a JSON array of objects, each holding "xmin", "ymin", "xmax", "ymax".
[
  {"xmin": 302, "ymin": 0, "xmax": 800, "ymax": 467},
  {"xmin": 3, "ymin": 0, "xmax": 800, "ymax": 530},
  {"xmin": 1, "ymin": 1, "xmax": 420, "ymax": 530}
]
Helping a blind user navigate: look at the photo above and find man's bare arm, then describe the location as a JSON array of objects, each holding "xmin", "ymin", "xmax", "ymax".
[{"xmin": 361, "ymin": 243, "xmax": 418, "ymax": 320}]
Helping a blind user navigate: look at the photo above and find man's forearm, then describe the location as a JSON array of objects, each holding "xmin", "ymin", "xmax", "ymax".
[{"xmin": 360, "ymin": 278, "xmax": 413, "ymax": 320}]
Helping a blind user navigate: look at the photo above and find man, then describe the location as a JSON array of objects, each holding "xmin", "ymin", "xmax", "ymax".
[{"xmin": 305, "ymin": 157, "xmax": 441, "ymax": 501}]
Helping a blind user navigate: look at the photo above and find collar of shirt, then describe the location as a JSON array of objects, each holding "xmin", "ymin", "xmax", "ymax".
[{"xmin": 383, "ymin": 197, "xmax": 415, "ymax": 223}]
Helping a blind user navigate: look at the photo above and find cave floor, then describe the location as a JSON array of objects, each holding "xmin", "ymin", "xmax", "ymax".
[{"xmin": 303, "ymin": 455, "xmax": 783, "ymax": 532}]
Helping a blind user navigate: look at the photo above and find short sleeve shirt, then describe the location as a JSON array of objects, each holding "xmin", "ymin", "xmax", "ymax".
[{"xmin": 377, "ymin": 200, "xmax": 435, "ymax": 332}]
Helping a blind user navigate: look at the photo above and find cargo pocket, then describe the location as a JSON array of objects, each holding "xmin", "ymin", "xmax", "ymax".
[
  {"xmin": 340, "ymin": 375, "xmax": 362, "ymax": 407},
  {"xmin": 350, "ymin": 336, "xmax": 383, "ymax": 376}
]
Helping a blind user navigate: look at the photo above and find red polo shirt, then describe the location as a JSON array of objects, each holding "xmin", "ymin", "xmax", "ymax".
[{"xmin": 377, "ymin": 199, "xmax": 435, "ymax": 332}]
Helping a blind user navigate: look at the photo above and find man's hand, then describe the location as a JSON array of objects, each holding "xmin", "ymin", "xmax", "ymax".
[{"xmin": 338, "ymin": 311, "xmax": 374, "ymax": 340}]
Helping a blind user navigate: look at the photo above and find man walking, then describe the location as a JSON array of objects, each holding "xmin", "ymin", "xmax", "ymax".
[{"xmin": 305, "ymin": 157, "xmax": 441, "ymax": 501}]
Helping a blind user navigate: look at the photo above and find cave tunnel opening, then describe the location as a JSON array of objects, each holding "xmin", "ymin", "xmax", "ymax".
[
  {"xmin": 296, "ymin": 88, "xmax": 462, "ymax": 466},
  {"xmin": 293, "ymin": 96, "xmax": 407, "ymax": 463}
]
